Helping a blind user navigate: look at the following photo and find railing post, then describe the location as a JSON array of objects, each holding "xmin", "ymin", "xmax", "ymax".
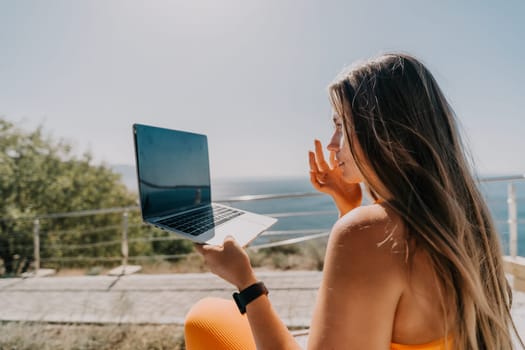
[
  {"xmin": 121, "ymin": 210, "xmax": 129, "ymax": 271},
  {"xmin": 508, "ymin": 183, "xmax": 518, "ymax": 258},
  {"xmin": 33, "ymin": 218, "xmax": 40, "ymax": 274}
]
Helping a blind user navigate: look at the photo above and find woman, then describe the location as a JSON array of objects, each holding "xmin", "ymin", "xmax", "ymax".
[{"xmin": 185, "ymin": 53, "xmax": 523, "ymax": 349}]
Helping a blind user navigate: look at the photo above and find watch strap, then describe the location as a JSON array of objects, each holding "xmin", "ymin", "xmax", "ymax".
[{"xmin": 233, "ymin": 281, "xmax": 269, "ymax": 314}]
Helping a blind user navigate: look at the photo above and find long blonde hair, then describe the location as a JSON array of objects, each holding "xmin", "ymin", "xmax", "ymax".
[{"xmin": 329, "ymin": 53, "xmax": 523, "ymax": 349}]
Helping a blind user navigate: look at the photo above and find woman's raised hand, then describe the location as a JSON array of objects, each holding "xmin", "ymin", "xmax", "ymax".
[{"xmin": 309, "ymin": 139, "xmax": 362, "ymax": 216}]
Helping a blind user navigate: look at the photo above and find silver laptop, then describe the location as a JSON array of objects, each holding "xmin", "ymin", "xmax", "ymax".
[{"xmin": 133, "ymin": 123, "xmax": 277, "ymax": 246}]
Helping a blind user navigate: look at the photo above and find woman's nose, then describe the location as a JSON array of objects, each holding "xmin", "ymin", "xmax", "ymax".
[{"xmin": 327, "ymin": 131, "xmax": 341, "ymax": 152}]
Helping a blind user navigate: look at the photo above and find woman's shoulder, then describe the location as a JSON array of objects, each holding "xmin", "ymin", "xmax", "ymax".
[
  {"xmin": 333, "ymin": 203, "xmax": 407, "ymax": 247},
  {"xmin": 328, "ymin": 203, "xmax": 409, "ymax": 278}
]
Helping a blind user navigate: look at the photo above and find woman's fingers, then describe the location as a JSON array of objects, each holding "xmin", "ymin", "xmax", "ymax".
[
  {"xmin": 329, "ymin": 151, "xmax": 337, "ymax": 169},
  {"xmin": 223, "ymin": 235, "xmax": 240, "ymax": 251},
  {"xmin": 309, "ymin": 152, "xmax": 324, "ymax": 185},
  {"xmin": 310, "ymin": 171, "xmax": 323, "ymax": 190},
  {"xmin": 194, "ymin": 237, "xmax": 242, "ymax": 258},
  {"xmin": 314, "ymin": 140, "xmax": 330, "ymax": 171},
  {"xmin": 309, "ymin": 140, "xmax": 340, "ymax": 192},
  {"xmin": 308, "ymin": 151, "xmax": 319, "ymax": 173},
  {"xmin": 194, "ymin": 243, "xmax": 222, "ymax": 258},
  {"xmin": 309, "ymin": 145, "xmax": 331, "ymax": 188}
]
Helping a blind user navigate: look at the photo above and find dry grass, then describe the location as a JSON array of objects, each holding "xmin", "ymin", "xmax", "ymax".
[
  {"xmin": 0, "ymin": 322, "xmax": 186, "ymax": 350},
  {"xmin": 249, "ymin": 238, "xmax": 328, "ymax": 271},
  {"xmin": 50, "ymin": 239, "xmax": 328, "ymax": 277},
  {"xmin": 139, "ymin": 253, "xmax": 208, "ymax": 274}
]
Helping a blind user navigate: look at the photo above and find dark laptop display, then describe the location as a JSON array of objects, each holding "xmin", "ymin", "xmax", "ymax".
[{"xmin": 134, "ymin": 124, "xmax": 211, "ymax": 220}]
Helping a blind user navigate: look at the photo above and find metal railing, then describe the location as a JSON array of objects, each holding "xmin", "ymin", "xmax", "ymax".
[
  {"xmin": 9, "ymin": 174, "xmax": 525, "ymax": 275},
  {"xmin": 481, "ymin": 174, "xmax": 525, "ymax": 259}
]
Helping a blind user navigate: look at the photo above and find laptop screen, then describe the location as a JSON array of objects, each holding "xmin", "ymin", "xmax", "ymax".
[{"xmin": 133, "ymin": 124, "xmax": 212, "ymax": 220}]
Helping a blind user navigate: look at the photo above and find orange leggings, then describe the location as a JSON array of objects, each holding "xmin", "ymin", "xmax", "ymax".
[
  {"xmin": 184, "ymin": 297, "xmax": 257, "ymax": 350},
  {"xmin": 185, "ymin": 298, "xmax": 452, "ymax": 350}
]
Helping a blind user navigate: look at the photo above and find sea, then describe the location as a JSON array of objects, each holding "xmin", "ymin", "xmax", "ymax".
[
  {"xmin": 116, "ymin": 166, "xmax": 525, "ymax": 256},
  {"xmin": 212, "ymin": 177, "xmax": 525, "ymax": 256}
]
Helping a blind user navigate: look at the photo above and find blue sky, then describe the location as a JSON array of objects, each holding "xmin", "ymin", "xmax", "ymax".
[{"xmin": 1, "ymin": 0, "xmax": 524, "ymax": 178}]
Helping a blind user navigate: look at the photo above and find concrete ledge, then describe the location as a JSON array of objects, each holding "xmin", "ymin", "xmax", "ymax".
[
  {"xmin": 108, "ymin": 265, "xmax": 142, "ymax": 276},
  {"xmin": 503, "ymin": 256, "xmax": 525, "ymax": 292},
  {"xmin": 21, "ymin": 268, "xmax": 56, "ymax": 278},
  {"xmin": 6, "ymin": 275, "xmax": 118, "ymax": 291}
]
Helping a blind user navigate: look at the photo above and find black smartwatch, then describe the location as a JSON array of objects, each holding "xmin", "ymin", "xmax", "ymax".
[{"xmin": 232, "ymin": 281, "xmax": 269, "ymax": 314}]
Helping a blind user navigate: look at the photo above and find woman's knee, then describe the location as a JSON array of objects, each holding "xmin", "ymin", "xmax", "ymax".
[
  {"xmin": 184, "ymin": 297, "xmax": 256, "ymax": 350},
  {"xmin": 185, "ymin": 297, "xmax": 230, "ymax": 326}
]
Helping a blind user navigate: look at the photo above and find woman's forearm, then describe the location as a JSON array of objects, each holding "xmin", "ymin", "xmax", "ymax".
[
  {"xmin": 245, "ymin": 294, "xmax": 303, "ymax": 350},
  {"xmin": 195, "ymin": 240, "xmax": 303, "ymax": 349}
]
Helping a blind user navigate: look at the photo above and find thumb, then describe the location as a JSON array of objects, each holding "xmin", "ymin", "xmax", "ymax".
[{"xmin": 223, "ymin": 235, "xmax": 237, "ymax": 247}]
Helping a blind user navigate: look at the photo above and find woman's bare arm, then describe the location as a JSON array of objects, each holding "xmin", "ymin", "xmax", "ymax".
[
  {"xmin": 195, "ymin": 240, "xmax": 302, "ymax": 350},
  {"xmin": 244, "ymin": 292, "xmax": 302, "ymax": 350},
  {"xmin": 307, "ymin": 205, "xmax": 406, "ymax": 349}
]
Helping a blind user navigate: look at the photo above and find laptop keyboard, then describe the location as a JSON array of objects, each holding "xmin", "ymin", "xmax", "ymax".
[{"xmin": 158, "ymin": 204, "xmax": 244, "ymax": 236}]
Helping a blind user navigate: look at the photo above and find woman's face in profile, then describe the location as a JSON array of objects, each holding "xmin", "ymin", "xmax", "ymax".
[{"xmin": 327, "ymin": 113, "xmax": 363, "ymax": 184}]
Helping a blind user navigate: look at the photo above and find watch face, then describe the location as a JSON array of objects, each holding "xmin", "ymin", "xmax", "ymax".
[{"xmin": 233, "ymin": 292, "xmax": 246, "ymax": 314}]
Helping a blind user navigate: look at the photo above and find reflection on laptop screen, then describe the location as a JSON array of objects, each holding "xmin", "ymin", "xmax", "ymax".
[{"xmin": 134, "ymin": 124, "xmax": 211, "ymax": 220}]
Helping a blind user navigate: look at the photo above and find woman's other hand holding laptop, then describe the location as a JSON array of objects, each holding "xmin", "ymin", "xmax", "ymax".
[{"xmin": 195, "ymin": 237, "xmax": 256, "ymax": 291}]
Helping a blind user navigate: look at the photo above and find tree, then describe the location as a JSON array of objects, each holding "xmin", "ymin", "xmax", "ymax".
[{"xmin": 0, "ymin": 118, "xmax": 137, "ymax": 274}]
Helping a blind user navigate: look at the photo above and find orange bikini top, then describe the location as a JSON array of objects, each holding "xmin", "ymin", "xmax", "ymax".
[{"xmin": 391, "ymin": 335, "xmax": 453, "ymax": 350}]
